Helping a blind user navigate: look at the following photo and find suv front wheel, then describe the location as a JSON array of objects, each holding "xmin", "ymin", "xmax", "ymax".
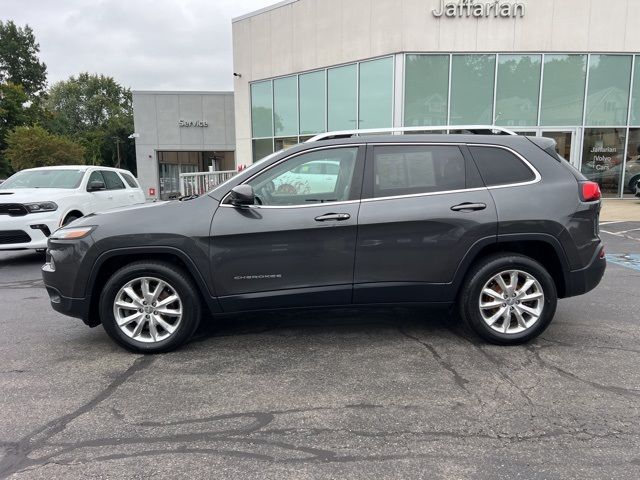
[
  {"xmin": 99, "ymin": 261, "xmax": 202, "ymax": 353},
  {"xmin": 459, "ymin": 254, "xmax": 557, "ymax": 345}
]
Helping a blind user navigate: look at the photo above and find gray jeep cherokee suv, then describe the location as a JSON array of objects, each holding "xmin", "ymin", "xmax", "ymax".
[{"xmin": 42, "ymin": 132, "xmax": 606, "ymax": 353}]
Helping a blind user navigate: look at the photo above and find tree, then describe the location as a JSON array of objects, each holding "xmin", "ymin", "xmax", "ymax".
[
  {"xmin": 0, "ymin": 83, "xmax": 28, "ymax": 176},
  {"xmin": 45, "ymin": 73, "xmax": 136, "ymax": 173},
  {"xmin": 0, "ymin": 21, "xmax": 47, "ymax": 98},
  {"xmin": 3, "ymin": 125, "xmax": 85, "ymax": 170}
]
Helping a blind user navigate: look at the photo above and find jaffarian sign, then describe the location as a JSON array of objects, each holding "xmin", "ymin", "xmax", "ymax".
[{"xmin": 432, "ymin": 0, "xmax": 526, "ymax": 18}]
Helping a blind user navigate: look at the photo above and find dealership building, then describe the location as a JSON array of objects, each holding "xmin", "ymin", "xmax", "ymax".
[
  {"xmin": 132, "ymin": 91, "xmax": 236, "ymax": 200},
  {"xmin": 134, "ymin": 0, "xmax": 640, "ymax": 199}
]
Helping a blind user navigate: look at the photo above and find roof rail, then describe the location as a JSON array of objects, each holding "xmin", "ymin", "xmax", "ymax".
[{"xmin": 305, "ymin": 125, "xmax": 517, "ymax": 142}]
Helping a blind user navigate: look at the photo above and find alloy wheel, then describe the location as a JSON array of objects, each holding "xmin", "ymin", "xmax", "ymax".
[
  {"xmin": 478, "ymin": 270, "xmax": 544, "ymax": 335},
  {"xmin": 113, "ymin": 277, "xmax": 183, "ymax": 343}
]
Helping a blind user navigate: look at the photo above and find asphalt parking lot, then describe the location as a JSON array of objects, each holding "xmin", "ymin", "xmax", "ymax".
[{"xmin": 0, "ymin": 227, "xmax": 639, "ymax": 479}]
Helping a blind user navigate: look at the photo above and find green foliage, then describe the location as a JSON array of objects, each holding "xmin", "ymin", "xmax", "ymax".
[
  {"xmin": 3, "ymin": 125, "xmax": 85, "ymax": 170},
  {"xmin": 45, "ymin": 73, "xmax": 136, "ymax": 173},
  {"xmin": 0, "ymin": 21, "xmax": 48, "ymax": 176},
  {"xmin": 0, "ymin": 21, "xmax": 47, "ymax": 98},
  {"xmin": 0, "ymin": 83, "xmax": 47, "ymax": 176}
]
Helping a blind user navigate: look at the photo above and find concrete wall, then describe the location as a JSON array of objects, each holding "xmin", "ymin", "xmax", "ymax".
[
  {"xmin": 132, "ymin": 91, "xmax": 235, "ymax": 198},
  {"xmin": 232, "ymin": 0, "xmax": 640, "ymax": 160}
]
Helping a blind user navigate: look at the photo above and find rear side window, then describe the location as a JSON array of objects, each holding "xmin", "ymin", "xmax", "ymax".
[
  {"xmin": 121, "ymin": 172, "xmax": 139, "ymax": 188},
  {"xmin": 469, "ymin": 146, "xmax": 536, "ymax": 187},
  {"xmin": 101, "ymin": 170, "xmax": 126, "ymax": 190},
  {"xmin": 372, "ymin": 145, "xmax": 466, "ymax": 198}
]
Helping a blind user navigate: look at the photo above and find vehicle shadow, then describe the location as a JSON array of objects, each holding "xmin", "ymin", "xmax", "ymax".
[
  {"xmin": 192, "ymin": 305, "xmax": 462, "ymax": 345},
  {"xmin": 0, "ymin": 250, "xmax": 46, "ymax": 268}
]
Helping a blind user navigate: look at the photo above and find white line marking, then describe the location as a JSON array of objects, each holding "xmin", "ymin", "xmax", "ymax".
[
  {"xmin": 600, "ymin": 230, "xmax": 640, "ymax": 242},
  {"xmin": 600, "ymin": 221, "xmax": 628, "ymax": 226},
  {"xmin": 616, "ymin": 228, "xmax": 640, "ymax": 235}
]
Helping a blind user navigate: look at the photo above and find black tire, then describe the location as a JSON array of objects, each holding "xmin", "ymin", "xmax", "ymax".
[
  {"xmin": 62, "ymin": 214, "xmax": 81, "ymax": 226},
  {"xmin": 99, "ymin": 261, "xmax": 202, "ymax": 353},
  {"xmin": 458, "ymin": 253, "xmax": 557, "ymax": 345}
]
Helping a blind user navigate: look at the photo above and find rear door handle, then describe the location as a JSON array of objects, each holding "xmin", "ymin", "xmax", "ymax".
[
  {"xmin": 315, "ymin": 213, "xmax": 351, "ymax": 222},
  {"xmin": 451, "ymin": 202, "xmax": 487, "ymax": 212}
]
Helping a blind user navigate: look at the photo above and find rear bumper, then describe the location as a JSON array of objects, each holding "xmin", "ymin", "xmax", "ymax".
[{"xmin": 563, "ymin": 244, "xmax": 606, "ymax": 298}]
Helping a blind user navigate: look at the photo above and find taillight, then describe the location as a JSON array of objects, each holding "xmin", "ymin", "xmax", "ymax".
[{"xmin": 579, "ymin": 181, "xmax": 601, "ymax": 202}]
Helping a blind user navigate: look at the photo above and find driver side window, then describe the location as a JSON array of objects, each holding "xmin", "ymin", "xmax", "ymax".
[{"xmin": 246, "ymin": 147, "xmax": 359, "ymax": 206}]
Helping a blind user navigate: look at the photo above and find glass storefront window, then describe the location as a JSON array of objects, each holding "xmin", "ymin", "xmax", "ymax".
[
  {"xmin": 404, "ymin": 55, "xmax": 449, "ymax": 127},
  {"xmin": 273, "ymin": 76, "xmax": 298, "ymax": 136},
  {"xmin": 299, "ymin": 71, "xmax": 325, "ymax": 135},
  {"xmin": 624, "ymin": 128, "xmax": 640, "ymax": 197},
  {"xmin": 495, "ymin": 54, "xmax": 541, "ymax": 127},
  {"xmin": 581, "ymin": 128, "xmax": 627, "ymax": 197},
  {"xmin": 252, "ymin": 138, "xmax": 274, "ymax": 163},
  {"xmin": 328, "ymin": 64, "xmax": 357, "ymax": 131},
  {"xmin": 251, "ymin": 81, "xmax": 273, "ymax": 138},
  {"xmin": 585, "ymin": 55, "xmax": 632, "ymax": 126},
  {"xmin": 450, "ymin": 54, "xmax": 495, "ymax": 125},
  {"xmin": 540, "ymin": 55, "xmax": 587, "ymax": 126},
  {"xmin": 274, "ymin": 137, "xmax": 299, "ymax": 151},
  {"xmin": 630, "ymin": 56, "xmax": 640, "ymax": 126},
  {"xmin": 359, "ymin": 57, "xmax": 393, "ymax": 129}
]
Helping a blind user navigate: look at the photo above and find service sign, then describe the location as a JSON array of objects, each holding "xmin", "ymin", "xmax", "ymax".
[{"xmin": 178, "ymin": 120, "xmax": 209, "ymax": 127}]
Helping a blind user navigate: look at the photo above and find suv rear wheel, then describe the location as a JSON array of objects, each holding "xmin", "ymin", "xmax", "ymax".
[
  {"xmin": 459, "ymin": 254, "xmax": 557, "ymax": 345},
  {"xmin": 99, "ymin": 261, "xmax": 202, "ymax": 353}
]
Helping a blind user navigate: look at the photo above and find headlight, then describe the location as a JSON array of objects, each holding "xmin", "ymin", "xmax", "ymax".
[
  {"xmin": 25, "ymin": 202, "xmax": 58, "ymax": 213},
  {"xmin": 49, "ymin": 226, "xmax": 95, "ymax": 240}
]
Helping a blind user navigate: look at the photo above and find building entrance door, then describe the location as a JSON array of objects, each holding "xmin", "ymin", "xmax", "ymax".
[{"xmin": 541, "ymin": 130, "xmax": 578, "ymax": 166}]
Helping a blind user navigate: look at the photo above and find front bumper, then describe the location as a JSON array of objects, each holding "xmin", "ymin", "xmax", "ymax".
[
  {"xmin": 564, "ymin": 243, "xmax": 606, "ymax": 298},
  {"xmin": 43, "ymin": 280, "xmax": 97, "ymax": 326},
  {"xmin": 0, "ymin": 213, "xmax": 61, "ymax": 250}
]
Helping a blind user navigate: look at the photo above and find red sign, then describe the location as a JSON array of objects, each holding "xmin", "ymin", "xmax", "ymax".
[{"xmin": 149, "ymin": 188, "xmax": 156, "ymax": 196}]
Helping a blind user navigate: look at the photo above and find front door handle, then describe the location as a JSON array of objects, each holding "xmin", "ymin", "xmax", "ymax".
[
  {"xmin": 451, "ymin": 202, "xmax": 487, "ymax": 212},
  {"xmin": 315, "ymin": 213, "xmax": 351, "ymax": 222}
]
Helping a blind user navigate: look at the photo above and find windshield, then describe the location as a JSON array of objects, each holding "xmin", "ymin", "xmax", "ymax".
[{"xmin": 0, "ymin": 169, "xmax": 85, "ymax": 189}]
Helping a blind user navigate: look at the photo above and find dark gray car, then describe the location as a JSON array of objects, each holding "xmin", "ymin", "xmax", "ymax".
[{"xmin": 42, "ymin": 133, "xmax": 606, "ymax": 353}]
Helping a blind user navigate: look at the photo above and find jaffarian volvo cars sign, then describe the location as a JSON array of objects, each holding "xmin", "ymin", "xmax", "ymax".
[{"xmin": 432, "ymin": 0, "xmax": 525, "ymax": 18}]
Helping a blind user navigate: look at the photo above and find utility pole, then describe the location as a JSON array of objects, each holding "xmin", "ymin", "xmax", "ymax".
[{"xmin": 114, "ymin": 137, "xmax": 122, "ymax": 169}]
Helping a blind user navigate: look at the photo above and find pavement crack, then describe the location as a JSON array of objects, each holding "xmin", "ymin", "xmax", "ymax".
[
  {"xmin": 525, "ymin": 344, "xmax": 640, "ymax": 400},
  {"xmin": 539, "ymin": 337, "xmax": 640, "ymax": 355},
  {"xmin": 0, "ymin": 355, "xmax": 154, "ymax": 479},
  {"xmin": 397, "ymin": 327, "xmax": 482, "ymax": 405},
  {"xmin": 0, "ymin": 279, "xmax": 44, "ymax": 290}
]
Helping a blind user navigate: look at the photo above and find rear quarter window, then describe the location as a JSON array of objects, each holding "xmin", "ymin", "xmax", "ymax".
[
  {"xmin": 469, "ymin": 146, "xmax": 536, "ymax": 187},
  {"xmin": 121, "ymin": 172, "xmax": 139, "ymax": 188}
]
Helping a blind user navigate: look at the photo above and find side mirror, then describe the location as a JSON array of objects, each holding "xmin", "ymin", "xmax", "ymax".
[
  {"xmin": 87, "ymin": 180, "xmax": 107, "ymax": 192},
  {"xmin": 229, "ymin": 185, "xmax": 255, "ymax": 207}
]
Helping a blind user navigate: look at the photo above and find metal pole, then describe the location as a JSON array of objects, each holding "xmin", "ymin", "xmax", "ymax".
[{"xmin": 115, "ymin": 138, "xmax": 122, "ymax": 169}]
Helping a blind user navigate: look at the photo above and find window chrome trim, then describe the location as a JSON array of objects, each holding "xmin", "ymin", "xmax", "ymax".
[
  {"xmin": 360, "ymin": 186, "xmax": 489, "ymax": 203},
  {"xmin": 219, "ymin": 144, "xmax": 365, "ymax": 209},
  {"xmin": 219, "ymin": 199, "xmax": 362, "ymax": 210},
  {"xmin": 222, "ymin": 141, "xmax": 541, "ymax": 208}
]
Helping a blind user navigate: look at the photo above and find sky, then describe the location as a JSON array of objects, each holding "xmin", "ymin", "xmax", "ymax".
[{"xmin": 0, "ymin": 0, "xmax": 277, "ymax": 91}]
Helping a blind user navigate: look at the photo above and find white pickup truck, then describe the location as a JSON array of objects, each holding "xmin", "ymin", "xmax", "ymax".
[{"xmin": 0, "ymin": 165, "xmax": 145, "ymax": 251}]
